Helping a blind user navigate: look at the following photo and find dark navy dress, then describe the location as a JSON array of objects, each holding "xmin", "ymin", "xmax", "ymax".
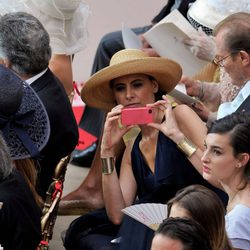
[
  {"xmin": 117, "ymin": 132, "xmax": 215, "ymax": 250},
  {"xmin": 64, "ymin": 132, "xmax": 226, "ymax": 250}
]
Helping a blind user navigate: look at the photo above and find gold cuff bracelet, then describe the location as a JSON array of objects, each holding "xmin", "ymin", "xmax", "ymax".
[
  {"xmin": 177, "ymin": 137, "xmax": 197, "ymax": 158},
  {"xmin": 101, "ymin": 157, "xmax": 115, "ymax": 175}
]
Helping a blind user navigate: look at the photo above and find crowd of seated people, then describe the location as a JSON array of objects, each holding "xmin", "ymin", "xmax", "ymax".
[
  {"xmin": 146, "ymin": 11, "xmax": 250, "ymax": 250},
  {"xmin": 60, "ymin": 0, "xmax": 249, "ymax": 216},
  {"xmin": 64, "ymin": 47, "xmax": 228, "ymax": 250},
  {"xmin": 0, "ymin": 0, "xmax": 250, "ymax": 250},
  {"xmin": 63, "ymin": 7, "xmax": 250, "ymax": 250}
]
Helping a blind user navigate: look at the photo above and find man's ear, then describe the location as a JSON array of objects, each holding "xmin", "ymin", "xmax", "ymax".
[
  {"xmin": 0, "ymin": 58, "xmax": 12, "ymax": 68},
  {"xmin": 239, "ymin": 50, "xmax": 250, "ymax": 67}
]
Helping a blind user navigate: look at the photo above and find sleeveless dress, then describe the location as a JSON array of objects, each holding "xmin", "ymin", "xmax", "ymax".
[
  {"xmin": 117, "ymin": 132, "xmax": 223, "ymax": 250},
  {"xmin": 64, "ymin": 132, "xmax": 227, "ymax": 250}
]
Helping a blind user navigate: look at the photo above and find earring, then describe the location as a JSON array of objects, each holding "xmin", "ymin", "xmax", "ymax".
[{"xmin": 236, "ymin": 163, "xmax": 241, "ymax": 168}]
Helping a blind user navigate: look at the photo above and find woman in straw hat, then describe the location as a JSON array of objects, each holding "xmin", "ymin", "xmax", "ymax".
[
  {"xmin": 0, "ymin": 65, "xmax": 50, "ymax": 249},
  {"xmin": 64, "ymin": 49, "xmax": 225, "ymax": 250}
]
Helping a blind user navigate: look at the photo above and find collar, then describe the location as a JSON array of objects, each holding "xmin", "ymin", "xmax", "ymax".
[
  {"xmin": 25, "ymin": 68, "xmax": 48, "ymax": 85},
  {"xmin": 240, "ymin": 80, "xmax": 250, "ymax": 100}
]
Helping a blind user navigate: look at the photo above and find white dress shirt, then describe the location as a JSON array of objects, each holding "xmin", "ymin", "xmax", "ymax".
[
  {"xmin": 25, "ymin": 68, "xmax": 47, "ymax": 85},
  {"xmin": 217, "ymin": 80, "xmax": 250, "ymax": 119}
]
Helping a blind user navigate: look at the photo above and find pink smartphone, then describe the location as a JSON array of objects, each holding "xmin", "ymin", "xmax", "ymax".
[{"xmin": 121, "ymin": 107, "xmax": 153, "ymax": 125}]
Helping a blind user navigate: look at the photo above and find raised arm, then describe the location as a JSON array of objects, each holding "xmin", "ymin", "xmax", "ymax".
[
  {"xmin": 147, "ymin": 97, "xmax": 222, "ymax": 189},
  {"xmin": 101, "ymin": 105, "xmax": 137, "ymax": 225}
]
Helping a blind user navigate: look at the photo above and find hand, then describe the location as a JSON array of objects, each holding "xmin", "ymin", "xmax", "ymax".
[
  {"xmin": 190, "ymin": 102, "xmax": 210, "ymax": 122},
  {"xmin": 141, "ymin": 48, "xmax": 159, "ymax": 57},
  {"xmin": 180, "ymin": 76, "xmax": 200, "ymax": 97},
  {"xmin": 183, "ymin": 27, "xmax": 216, "ymax": 61},
  {"xmin": 140, "ymin": 34, "xmax": 159, "ymax": 57},
  {"xmin": 147, "ymin": 96, "xmax": 184, "ymax": 143},
  {"xmin": 140, "ymin": 34, "xmax": 151, "ymax": 49},
  {"xmin": 101, "ymin": 105, "xmax": 132, "ymax": 157}
]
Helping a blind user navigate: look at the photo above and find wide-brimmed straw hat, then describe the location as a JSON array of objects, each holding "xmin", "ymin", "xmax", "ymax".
[
  {"xmin": 0, "ymin": 65, "xmax": 50, "ymax": 160},
  {"xmin": 81, "ymin": 49, "xmax": 182, "ymax": 110}
]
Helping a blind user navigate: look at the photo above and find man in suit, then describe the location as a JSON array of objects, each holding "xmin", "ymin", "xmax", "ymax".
[{"xmin": 0, "ymin": 12, "xmax": 79, "ymax": 198}]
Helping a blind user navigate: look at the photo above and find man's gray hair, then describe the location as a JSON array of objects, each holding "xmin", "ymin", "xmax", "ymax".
[{"xmin": 0, "ymin": 12, "xmax": 52, "ymax": 75}]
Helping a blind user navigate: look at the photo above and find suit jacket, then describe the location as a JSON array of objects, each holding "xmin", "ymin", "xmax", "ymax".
[
  {"xmin": 237, "ymin": 94, "xmax": 250, "ymax": 114},
  {"xmin": 31, "ymin": 68, "xmax": 78, "ymax": 198},
  {"xmin": 152, "ymin": 0, "xmax": 196, "ymax": 23}
]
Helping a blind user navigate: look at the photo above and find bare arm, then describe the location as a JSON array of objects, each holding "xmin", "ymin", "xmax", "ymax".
[
  {"xmin": 101, "ymin": 105, "xmax": 137, "ymax": 224},
  {"xmin": 49, "ymin": 54, "xmax": 73, "ymax": 95},
  {"xmin": 102, "ymin": 141, "xmax": 137, "ymax": 225},
  {"xmin": 147, "ymin": 97, "xmax": 222, "ymax": 189}
]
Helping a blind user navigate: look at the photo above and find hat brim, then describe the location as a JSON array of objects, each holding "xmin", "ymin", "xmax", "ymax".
[
  {"xmin": 5, "ymin": 80, "xmax": 50, "ymax": 160},
  {"xmin": 81, "ymin": 57, "xmax": 182, "ymax": 110}
]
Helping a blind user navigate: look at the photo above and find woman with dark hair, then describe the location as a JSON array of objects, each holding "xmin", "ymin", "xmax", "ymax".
[
  {"xmin": 151, "ymin": 217, "xmax": 212, "ymax": 250},
  {"xmin": 204, "ymin": 113, "xmax": 250, "ymax": 247},
  {"xmin": 167, "ymin": 185, "xmax": 231, "ymax": 250}
]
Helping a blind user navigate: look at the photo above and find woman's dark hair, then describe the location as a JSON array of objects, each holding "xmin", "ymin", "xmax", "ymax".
[
  {"xmin": 207, "ymin": 112, "xmax": 250, "ymax": 187},
  {"xmin": 147, "ymin": 75, "xmax": 166, "ymax": 101},
  {"xmin": 155, "ymin": 217, "xmax": 212, "ymax": 250},
  {"xmin": 167, "ymin": 185, "xmax": 231, "ymax": 250}
]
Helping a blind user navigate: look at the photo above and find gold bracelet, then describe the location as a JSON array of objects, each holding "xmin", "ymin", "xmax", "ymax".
[
  {"xmin": 177, "ymin": 137, "xmax": 197, "ymax": 158},
  {"xmin": 101, "ymin": 157, "xmax": 115, "ymax": 175}
]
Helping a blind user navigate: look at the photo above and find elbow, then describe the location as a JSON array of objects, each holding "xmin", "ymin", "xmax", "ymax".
[{"xmin": 108, "ymin": 213, "xmax": 123, "ymax": 225}]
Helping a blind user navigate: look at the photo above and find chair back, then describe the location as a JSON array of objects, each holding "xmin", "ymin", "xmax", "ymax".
[{"xmin": 38, "ymin": 155, "xmax": 71, "ymax": 250}]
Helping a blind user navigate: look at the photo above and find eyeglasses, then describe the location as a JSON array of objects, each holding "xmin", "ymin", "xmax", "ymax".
[
  {"xmin": 214, "ymin": 48, "xmax": 250, "ymax": 67},
  {"xmin": 213, "ymin": 53, "xmax": 235, "ymax": 67}
]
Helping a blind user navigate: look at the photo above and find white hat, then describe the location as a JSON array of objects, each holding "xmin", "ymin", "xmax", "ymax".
[
  {"xmin": 188, "ymin": 0, "xmax": 250, "ymax": 34},
  {"xmin": 0, "ymin": 0, "xmax": 91, "ymax": 55}
]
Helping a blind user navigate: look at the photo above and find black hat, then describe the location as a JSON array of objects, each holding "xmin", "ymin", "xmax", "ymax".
[{"xmin": 0, "ymin": 65, "xmax": 50, "ymax": 159}]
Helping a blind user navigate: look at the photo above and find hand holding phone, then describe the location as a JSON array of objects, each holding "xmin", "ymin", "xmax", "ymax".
[{"xmin": 121, "ymin": 107, "xmax": 153, "ymax": 125}]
